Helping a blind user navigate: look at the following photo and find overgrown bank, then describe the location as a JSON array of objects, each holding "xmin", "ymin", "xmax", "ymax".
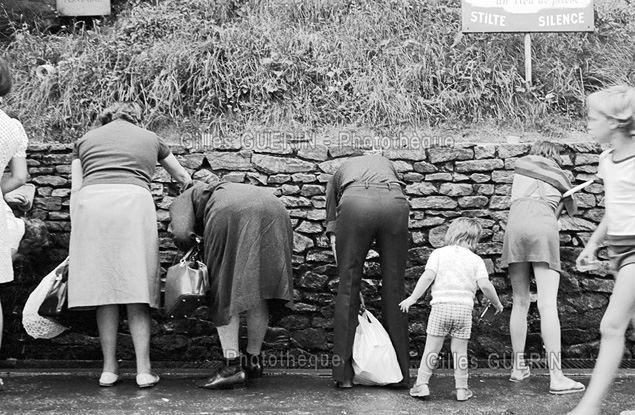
[{"xmin": 0, "ymin": 0, "xmax": 634, "ymax": 143}]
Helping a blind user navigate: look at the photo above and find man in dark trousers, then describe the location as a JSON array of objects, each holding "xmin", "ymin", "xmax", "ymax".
[{"xmin": 325, "ymin": 154, "xmax": 410, "ymax": 388}]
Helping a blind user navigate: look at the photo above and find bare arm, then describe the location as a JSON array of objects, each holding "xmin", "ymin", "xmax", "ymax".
[
  {"xmin": 0, "ymin": 157, "xmax": 27, "ymax": 194},
  {"xmin": 399, "ymin": 269, "xmax": 436, "ymax": 312},
  {"xmin": 159, "ymin": 154, "xmax": 192, "ymax": 187},
  {"xmin": 71, "ymin": 159, "xmax": 83, "ymax": 192},
  {"xmin": 577, "ymin": 214, "xmax": 607, "ymax": 266},
  {"xmin": 477, "ymin": 279, "xmax": 504, "ymax": 313}
]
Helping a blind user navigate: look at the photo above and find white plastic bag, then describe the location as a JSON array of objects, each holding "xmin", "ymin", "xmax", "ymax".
[
  {"xmin": 352, "ymin": 309, "xmax": 403, "ymax": 386},
  {"xmin": 22, "ymin": 259, "xmax": 69, "ymax": 339}
]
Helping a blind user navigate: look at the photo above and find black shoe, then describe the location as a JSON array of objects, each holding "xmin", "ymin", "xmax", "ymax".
[
  {"xmin": 242, "ymin": 353, "xmax": 263, "ymax": 379},
  {"xmin": 195, "ymin": 365, "xmax": 247, "ymax": 390}
]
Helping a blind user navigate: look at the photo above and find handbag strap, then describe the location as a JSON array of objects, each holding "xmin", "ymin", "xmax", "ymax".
[
  {"xmin": 180, "ymin": 235, "xmax": 204, "ymax": 264},
  {"xmin": 55, "ymin": 258, "xmax": 70, "ymax": 282}
]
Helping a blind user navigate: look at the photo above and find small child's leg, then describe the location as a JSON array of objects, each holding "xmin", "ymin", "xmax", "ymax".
[
  {"xmin": 568, "ymin": 264, "xmax": 635, "ymax": 415},
  {"xmin": 411, "ymin": 335, "xmax": 444, "ymax": 398},
  {"xmin": 451, "ymin": 337, "xmax": 472, "ymax": 401}
]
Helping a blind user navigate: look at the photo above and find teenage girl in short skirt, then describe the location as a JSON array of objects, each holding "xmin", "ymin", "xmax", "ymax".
[{"xmin": 502, "ymin": 141, "xmax": 585, "ymax": 395}]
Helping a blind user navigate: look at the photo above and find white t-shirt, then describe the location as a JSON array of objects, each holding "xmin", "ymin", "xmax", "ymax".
[
  {"xmin": 425, "ymin": 245, "xmax": 489, "ymax": 307},
  {"xmin": 597, "ymin": 149, "xmax": 635, "ymax": 236}
]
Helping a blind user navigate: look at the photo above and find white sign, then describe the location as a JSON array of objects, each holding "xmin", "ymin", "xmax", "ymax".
[
  {"xmin": 57, "ymin": 0, "xmax": 111, "ymax": 17},
  {"xmin": 462, "ymin": 0, "xmax": 594, "ymax": 32}
]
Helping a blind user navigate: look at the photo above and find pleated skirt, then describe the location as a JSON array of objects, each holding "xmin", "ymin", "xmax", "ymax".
[{"xmin": 68, "ymin": 184, "xmax": 160, "ymax": 308}]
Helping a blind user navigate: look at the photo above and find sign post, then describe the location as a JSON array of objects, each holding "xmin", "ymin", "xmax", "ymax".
[{"xmin": 524, "ymin": 33, "xmax": 531, "ymax": 87}]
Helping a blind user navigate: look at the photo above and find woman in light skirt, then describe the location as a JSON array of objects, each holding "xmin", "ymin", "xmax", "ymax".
[{"xmin": 69, "ymin": 102, "xmax": 191, "ymax": 388}]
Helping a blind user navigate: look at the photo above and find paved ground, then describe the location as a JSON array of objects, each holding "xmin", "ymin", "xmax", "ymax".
[{"xmin": 1, "ymin": 368, "xmax": 634, "ymax": 415}]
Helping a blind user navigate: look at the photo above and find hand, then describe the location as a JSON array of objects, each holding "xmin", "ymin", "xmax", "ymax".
[
  {"xmin": 493, "ymin": 302, "xmax": 504, "ymax": 314},
  {"xmin": 5, "ymin": 192, "xmax": 28, "ymax": 207},
  {"xmin": 399, "ymin": 297, "xmax": 416, "ymax": 313},
  {"xmin": 576, "ymin": 244, "xmax": 598, "ymax": 270},
  {"xmin": 329, "ymin": 234, "xmax": 337, "ymax": 265}
]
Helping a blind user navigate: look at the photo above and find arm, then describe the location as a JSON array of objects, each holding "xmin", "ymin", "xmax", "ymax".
[
  {"xmin": 325, "ymin": 175, "xmax": 339, "ymax": 263},
  {"xmin": 399, "ymin": 269, "xmax": 436, "ymax": 313},
  {"xmin": 329, "ymin": 234, "xmax": 337, "ymax": 265},
  {"xmin": 159, "ymin": 154, "xmax": 192, "ymax": 187},
  {"xmin": 0, "ymin": 157, "xmax": 27, "ymax": 194},
  {"xmin": 169, "ymin": 187, "xmax": 198, "ymax": 250},
  {"xmin": 71, "ymin": 159, "xmax": 83, "ymax": 192},
  {"xmin": 477, "ymin": 279, "xmax": 504, "ymax": 313},
  {"xmin": 576, "ymin": 214, "xmax": 607, "ymax": 266}
]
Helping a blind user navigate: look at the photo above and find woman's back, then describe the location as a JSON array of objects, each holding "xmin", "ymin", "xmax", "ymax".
[{"xmin": 74, "ymin": 119, "xmax": 169, "ymax": 190}]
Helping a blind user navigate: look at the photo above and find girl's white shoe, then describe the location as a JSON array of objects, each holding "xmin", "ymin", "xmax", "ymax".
[
  {"xmin": 409, "ymin": 383, "xmax": 430, "ymax": 398},
  {"xmin": 456, "ymin": 388, "xmax": 473, "ymax": 401}
]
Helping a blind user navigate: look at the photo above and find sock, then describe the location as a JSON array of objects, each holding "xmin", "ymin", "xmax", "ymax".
[
  {"xmin": 416, "ymin": 370, "xmax": 433, "ymax": 385},
  {"xmin": 455, "ymin": 374, "xmax": 468, "ymax": 390}
]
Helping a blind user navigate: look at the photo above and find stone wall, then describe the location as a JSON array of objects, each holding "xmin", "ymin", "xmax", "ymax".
[{"xmin": 2, "ymin": 140, "xmax": 632, "ymax": 367}]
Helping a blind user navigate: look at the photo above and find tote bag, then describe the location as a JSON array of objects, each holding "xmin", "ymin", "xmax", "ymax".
[
  {"xmin": 352, "ymin": 308, "xmax": 403, "ymax": 386},
  {"xmin": 22, "ymin": 260, "xmax": 68, "ymax": 339}
]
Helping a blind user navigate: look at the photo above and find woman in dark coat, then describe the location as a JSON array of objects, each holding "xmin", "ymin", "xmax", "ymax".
[{"xmin": 170, "ymin": 181, "xmax": 294, "ymax": 389}]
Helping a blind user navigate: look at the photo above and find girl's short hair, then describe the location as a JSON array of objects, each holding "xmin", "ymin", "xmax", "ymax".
[
  {"xmin": 0, "ymin": 57, "xmax": 12, "ymax": 97},
  {"xmin": 529, "ymin": 141, "xmax": 561, "ymax": 165},
  {"xmin": 444, "ymin": 217, "xmax": 482, "ymax": 251},
  {"xmin": 97, "ymin": 101, "xmax": 143, "ymax": 126},
  {"xmin": 18, "ymin": 218, "xmax": 50, "ymax": 255},
  {"xmin": 587, "ymin": 85, "xmax": 635, "ymax": 134}
]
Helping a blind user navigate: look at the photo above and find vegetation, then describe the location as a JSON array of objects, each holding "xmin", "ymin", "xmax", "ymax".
[{"xmin": 1, "ymin": 0, "xmax": 634, "ymax": 142}]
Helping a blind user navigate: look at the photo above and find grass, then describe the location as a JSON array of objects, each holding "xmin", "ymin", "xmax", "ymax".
[{"xmin": 0, "ymin": 0, "xmax": 634, "ymax": 143}]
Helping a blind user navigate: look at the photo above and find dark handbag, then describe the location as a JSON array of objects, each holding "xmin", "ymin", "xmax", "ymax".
[
  {"xmin": 38, "ymin": 259, "xmax": 70, "ymax": 323},
  {"xmin": 164, "ymin": 240, "xmax": 210, "ymax": 319}
]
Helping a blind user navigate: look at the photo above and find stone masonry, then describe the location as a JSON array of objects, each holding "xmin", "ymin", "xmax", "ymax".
[{"xmin": 2, "ymin": 140, "xmax": 632, "ymax": 368}]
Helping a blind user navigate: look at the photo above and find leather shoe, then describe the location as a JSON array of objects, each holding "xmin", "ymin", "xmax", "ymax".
[
  {"xmin": 196, "ymin": 365, "xmax": 246, "ymax": 390},
  {"xmin": 242, "ymin": 353, "xmax": 263, "ymax": 379}
]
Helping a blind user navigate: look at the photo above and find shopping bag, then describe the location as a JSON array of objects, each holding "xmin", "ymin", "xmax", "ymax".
[
  {"xmin": 38, "ymin": 258, "xmax": 70, "ymax": 324},
  {"xmin": 164, "ymin": 242, "xmax": 209, "ymax": 319},
  {"xmin": 352, "ymin": 308, "xmax": 403, "ymax": 386},
  {"xmin": 22, "ymin": 260, "xmax": 68, "ymax": 339}
]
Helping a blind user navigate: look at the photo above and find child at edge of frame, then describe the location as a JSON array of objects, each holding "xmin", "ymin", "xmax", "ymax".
[
  {"xmin": 399, "ymin": 217, "xmax": 504, "ymax": 401},
  {"xmin": 567, "ymin": 86, "xmax": 635, "ymax": 415}
]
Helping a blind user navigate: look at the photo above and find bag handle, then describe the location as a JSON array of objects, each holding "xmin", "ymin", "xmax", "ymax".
[{"xmin": 180, "ymin": 234, "xmax": 203, "ymax": 264}]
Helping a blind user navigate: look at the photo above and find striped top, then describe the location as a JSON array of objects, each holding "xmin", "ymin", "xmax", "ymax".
[{"xmin": 514, "ymin": 155, "xmax": 577, "ymax": 216}]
